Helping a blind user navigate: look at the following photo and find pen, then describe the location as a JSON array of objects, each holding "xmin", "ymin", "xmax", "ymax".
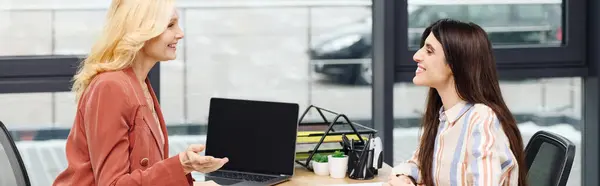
[
  {"xmin": 357, "ymin": 134, "xmax": 372, "ymax": 178},
  {"xmin": 342, "ymin": 134, "xmax": 351, "ymax": 151}
]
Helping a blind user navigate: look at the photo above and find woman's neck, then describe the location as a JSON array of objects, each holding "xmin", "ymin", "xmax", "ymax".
[
  {"xmin": 131, "ymin": 53, "xmax": 158, "ymax": 83},
  {"xmin": 436, "ymin": 82, "xmax": 463, "ymax": 111}
]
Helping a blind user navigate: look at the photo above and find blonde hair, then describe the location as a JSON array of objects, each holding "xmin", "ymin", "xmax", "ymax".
[{"xmin": 72, "ymin": 0, "xmax": 175, "ymax": 101}]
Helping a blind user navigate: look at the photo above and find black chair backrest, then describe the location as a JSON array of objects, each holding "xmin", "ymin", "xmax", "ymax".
[
  {"xmin": 0, "ymin": 120, "xmax": 30, "ymax": 186},
  {"xmin": 524, "ymin": 130, "xmax": 575, "ymax": 186}
]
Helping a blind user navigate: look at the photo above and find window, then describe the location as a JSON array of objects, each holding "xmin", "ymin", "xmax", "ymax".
[
  {"xmin": 515, "ymin": 4, "xmax": 557, "ymax": 25},
  {"xmin": 467, "ymin": 5, "xmax": 511, "ymax": 27},
  {"xmin": 409, "ymin": 3, "xmax": 560, "ymax": 47},
  {"xmin": 0, "ymin": 6, "xmax": 86, "ymax": 93},
  {"xmin": 163, "ymin": 2, "xmax": 373, "ymax": 180},
  {"xmin": 397, "ymin": 0, "xmax": 583, "ymax": 75},
  {"xmin": 409, "ymin": 5, "xmax": 466, "ymax": 28},
  {"xmin": 0, "ymin": 1, "xmax": 374, "ymax": 185},
  {"xmin": 408, "ymin": 5, "xmax": 466, "ymax": 48}
]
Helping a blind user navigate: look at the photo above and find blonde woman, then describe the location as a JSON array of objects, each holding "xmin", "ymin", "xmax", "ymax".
[{"xmin": 52, "ymin": 0, "xmax": 228, "ymax": 185}]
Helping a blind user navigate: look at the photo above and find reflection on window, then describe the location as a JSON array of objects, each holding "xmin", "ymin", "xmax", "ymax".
[
  {"xmin": 467, "ymin": 5, "xmax": 511, "ymax": 26},
  {"xmin": 407, "ymin": 1, "xmax": 563, "ymax": 48},
  {"xmin": 409, "ymin": 5, "xmax": 466, "ymax": 28}
]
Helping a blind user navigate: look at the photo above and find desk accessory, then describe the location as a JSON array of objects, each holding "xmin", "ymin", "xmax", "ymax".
[
  {"xmin": 295, "ymin": 105, "xmax": 382, "ymax": 179},
  {"xmin": 346, "ymin": 133, "xmax": 376, "ymax": 180}
]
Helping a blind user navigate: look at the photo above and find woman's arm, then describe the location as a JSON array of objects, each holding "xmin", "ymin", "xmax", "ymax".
[
  {"xmin": 468, "ymin": 108, "xmax": 509, "ymax": 186},
  {"xmin": 84, "ymin": 79, "xmax": 190, "ymax": 186},
  {"xmin": 392, "ymin": 145, "xmax": 422, "ymax": 184}
]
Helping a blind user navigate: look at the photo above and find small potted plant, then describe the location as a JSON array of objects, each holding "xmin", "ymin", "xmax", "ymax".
[
  {"xmin": 311, "ymin": 153, "xmax": 329, "ymax": 176},
  {"xmin": 328, "ymin": 150, "xmax": 349, "ymax": 178}
]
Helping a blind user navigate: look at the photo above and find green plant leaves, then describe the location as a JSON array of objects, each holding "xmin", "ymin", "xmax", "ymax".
[
  {"xmin": 313, "ymin": 153, "xmax": 328, "ymax": 163},
  {"xmin": 332, "ymin": 150, "xmax": 345, "ymax": 158}
]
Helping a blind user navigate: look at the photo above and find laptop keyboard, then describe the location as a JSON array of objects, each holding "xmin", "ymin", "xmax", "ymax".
[{"xmin": 210, "ymin": 171, "xmax": 277, "ymax": 182}]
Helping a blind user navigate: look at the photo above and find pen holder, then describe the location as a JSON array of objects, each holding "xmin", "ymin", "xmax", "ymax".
[{"xmin": 346, "ymin": 148, "xmax": 376, "ymax": 180}]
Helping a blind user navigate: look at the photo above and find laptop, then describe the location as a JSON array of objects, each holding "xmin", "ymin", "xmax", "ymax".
[{"xmin": 204, "ymin": 98, "xmax": 300, "ymax": 186}]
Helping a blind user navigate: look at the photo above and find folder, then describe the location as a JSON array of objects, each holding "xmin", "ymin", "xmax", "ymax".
[{"xmin": 297, "ymin": 133, "xmax": 366, "ymax": 144}]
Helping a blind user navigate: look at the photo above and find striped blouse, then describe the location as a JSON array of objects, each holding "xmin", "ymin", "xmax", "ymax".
[{"xmin": 392, "ymin": 101, "xmax": 519, "ymax": 186}]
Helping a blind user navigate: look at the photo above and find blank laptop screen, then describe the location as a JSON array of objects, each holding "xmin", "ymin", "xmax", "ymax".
[{"xmin": 205, "ymin": 98, "xmax": 299, "ymax": 176}]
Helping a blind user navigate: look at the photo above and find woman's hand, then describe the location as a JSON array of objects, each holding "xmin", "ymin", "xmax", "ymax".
[
  {"xmin": 179, "ymin": 144, "xmax": 229, "ymax": 174},
  {"xmin": 383, "ymin": 174, "xmax": 415, "ymax": 186}
]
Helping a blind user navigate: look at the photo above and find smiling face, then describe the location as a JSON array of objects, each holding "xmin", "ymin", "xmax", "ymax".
[
  {"xmin": 412, "ymin": 32, "xmax": 453, "ymax": 89},
  {"xmin": 141, "ymin": 9, "xmax": 184, "ymax": 62}
]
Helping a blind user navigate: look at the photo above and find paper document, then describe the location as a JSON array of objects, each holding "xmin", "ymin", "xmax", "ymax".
[{"xmin": 328, "ymin": 182, "xmax": 384, "ymax": 186}]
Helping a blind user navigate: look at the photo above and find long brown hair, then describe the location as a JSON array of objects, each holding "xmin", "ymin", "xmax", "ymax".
[{"xmin": 416, "ymin": 19, "xmax": 527, "ymax": 186}]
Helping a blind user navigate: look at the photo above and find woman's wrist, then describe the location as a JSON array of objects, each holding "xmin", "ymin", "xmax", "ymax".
[
  {"xmin": 407, "ymin": 176, "xmax": 417, "ymax": 185},
  {"xmin": 396, "ymin": 174, "xmax": 417, "ymax": 185},
  {"xmin": 179, "ymin": 152, "xmax": 194, "ymax": 174}
]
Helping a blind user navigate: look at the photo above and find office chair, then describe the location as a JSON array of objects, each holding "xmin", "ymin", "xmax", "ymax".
[
  {"xmin": 524, "ymin": 130, "xmax": 575, "ymax": 186},
  {"xmin": 0, "ymin": 120, "xmax": 31, "ymax": 186}
]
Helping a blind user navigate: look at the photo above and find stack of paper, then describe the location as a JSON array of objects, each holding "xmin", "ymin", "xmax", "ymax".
[{"xmin": 295, "ymin": 130, "xmax": 369, "ymax": 161}]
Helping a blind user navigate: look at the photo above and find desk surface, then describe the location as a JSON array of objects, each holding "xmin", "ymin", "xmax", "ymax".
[{"xmin": 278, "ymin": 164, "xmax": 392, "ymax": 186}]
